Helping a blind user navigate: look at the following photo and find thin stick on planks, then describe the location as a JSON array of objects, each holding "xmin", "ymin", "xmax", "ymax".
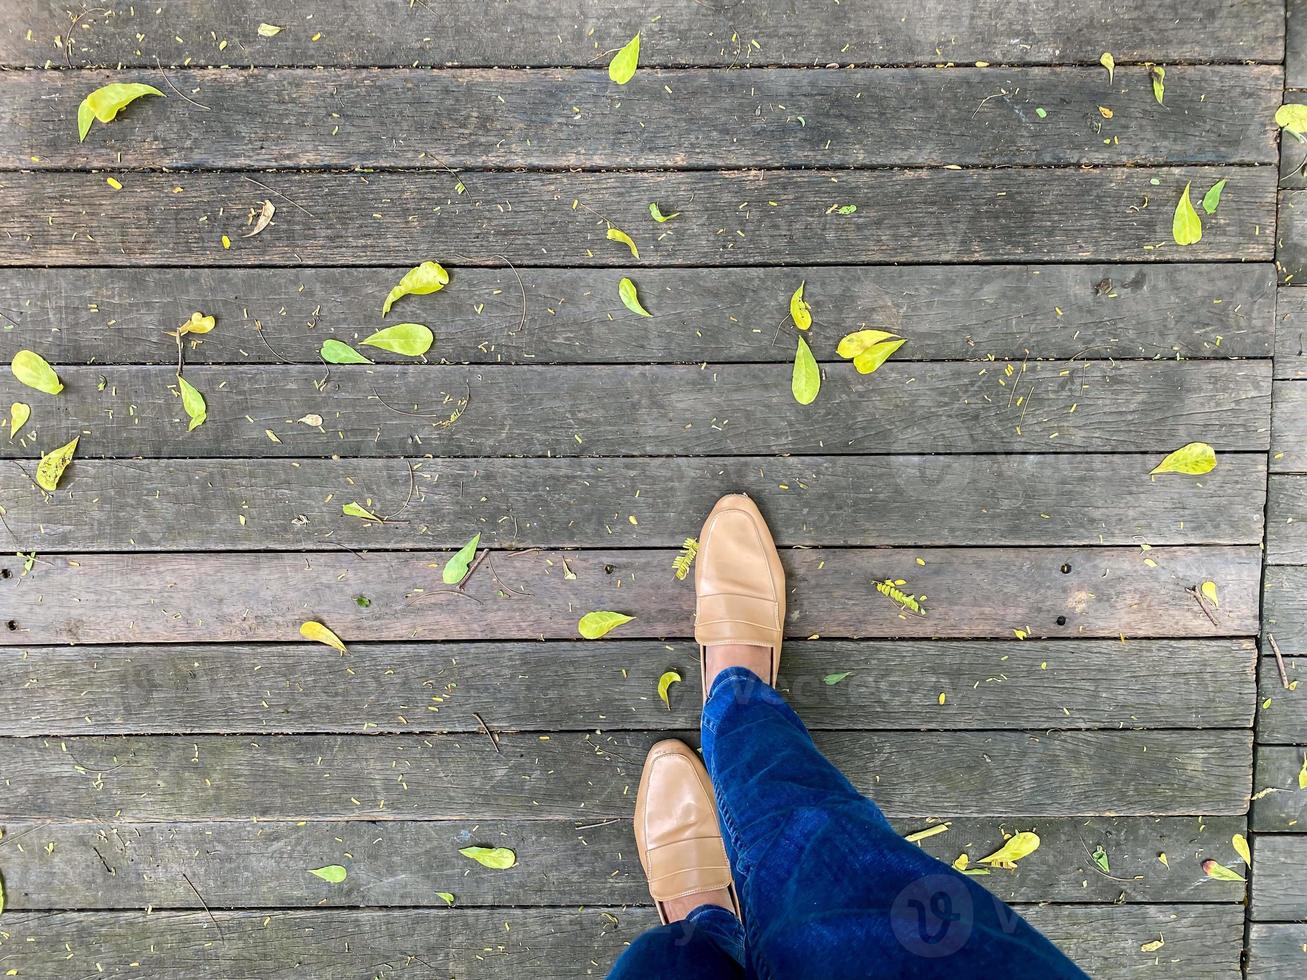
[{"xmin": 1267, "ymin": 632, "xmax": 1292, "ymax": 689}]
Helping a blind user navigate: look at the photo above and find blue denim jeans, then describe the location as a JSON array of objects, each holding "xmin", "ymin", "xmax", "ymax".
[{"xmin": 608, "ymin": 667, "xmax": 1089, "ymax": 979}]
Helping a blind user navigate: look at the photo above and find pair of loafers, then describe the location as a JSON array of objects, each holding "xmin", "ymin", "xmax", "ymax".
[{"xmin": 633, "ymin": 495, "xmax": 785, "ymax": 923}]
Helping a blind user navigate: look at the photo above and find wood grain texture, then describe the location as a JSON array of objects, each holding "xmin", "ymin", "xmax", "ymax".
[
  {"xmin": 0, "ymin": 730, "xmax": 1253, "ymax": 820},
  {"xmin": 0, "ymin": 455, "xmax": 1269, "ymax": 552},
  {"xmin": 1274, "ymin": 284, "xmax": 1307, "ymax": 378},
  {"xmin": 0, "ymin": 639, "xmax": 1256, "ymax": 735},
  {"xmin": 1248, "ymin": 925, "xmax": 1307, "ymax": 979},
  {"xmin": 0, "ymin": 361, "xmax": 1274, "ymax": 459},
  {"xmin": 1251, "ymin": 746, "xmax": 1307, "ymax": 833},
  {"xmin": 0, "ymin": 263, "xmax": 1277, "ymax": 365},
  {"xmin": 1268, "ymin": 381, "xmax": 1307, "ymax": 473},
  {"xmin": 0, "ymin": 0, "xmax": 1284, "ymax": 67},
  {"xmin": 1257, "ymin": 656, "xmax": 1306, "ymax": 745},
  {"xmin": 1249, "ymin": 835, "xmax": 1307, "ymax": 921},
  {"xmin": 0, "ymin": 167, "xmax": 1275, "ymax": 266},
  {"xmin": 0, "ymin": 546, "xmax": 1263, "ymax": 645},
  {"xmin": 1262, "ymin": 565, "xmax": 1307, "ymax": 645},
  {"xmin": 1265, "ymin": 475, "xmax": 1307, "ymax": 562},
  {"xmin": 0, "ymin": 815, "xmax": 1248, "ymax": 910},
  {"xmin": 3, "ymin": 66, "xmax": 1282, "ymax": 169},
  {"xmin": 1292, "ymin": 0, "xmax": 1307, "ymax": 88},
  {"xmin": 1275, "ymin": 191, "xmax": 1307, "ymax": 284},
  {"xmin": 0, "ymin": 904, "xmax": 1244, "ymax": 979}
]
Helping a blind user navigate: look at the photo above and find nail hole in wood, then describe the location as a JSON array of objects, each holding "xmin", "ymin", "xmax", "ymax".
[
  {"xmin": 1060, "ymin": 563, "xmax": 1071, "ymax": 574},
  {"xmin": 1055, "ymin": 615, "xmax": 1067, "ymax": 626}
]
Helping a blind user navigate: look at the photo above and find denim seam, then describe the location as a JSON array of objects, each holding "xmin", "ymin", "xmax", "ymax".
[{"xmin": 712, "ymin": 750, "xmax": 775, "ymax": 980}]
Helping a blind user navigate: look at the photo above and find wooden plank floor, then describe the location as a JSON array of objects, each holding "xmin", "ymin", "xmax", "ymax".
[{"xmin": 0, "ymin": 3, "xmax": 1287, "ymax": 978}]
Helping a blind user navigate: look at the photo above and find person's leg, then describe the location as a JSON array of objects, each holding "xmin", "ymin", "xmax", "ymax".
[
  {"xmin": 702, "ymin": 666, "xmax": 1088, "ymax": 980},
  {"xmin": 609, "ymin": 738, "xmax": 747, "ymax": 979},
  {"xmin": 607, "ymin": 904, "xmax": 746, "ymax": 979}
]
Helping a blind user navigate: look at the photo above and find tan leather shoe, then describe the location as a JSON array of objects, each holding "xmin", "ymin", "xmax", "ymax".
[
  {"xmin": 634, "ymin": 739, "xmax": 739, "ymax": 924},
  {"xmin": 694, "ymin": 493, "xmax": 785, "ymax": 694}
]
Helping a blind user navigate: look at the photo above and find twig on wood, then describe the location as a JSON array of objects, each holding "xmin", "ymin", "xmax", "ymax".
[
  {"xmin": 377, "ymin": 462, "xmax": 418, "ymax": 521},
  {"xmin": 404, "ymin": 588, "xmax": 483, "ymax": 606},
  {"xmin": 369, "ymin": 385, "xmax": 451, "ymax": 419},
  {"xmin": 1267, "ymin": 632, "xmax": 1292, "ymax": 689},
  {"xmin": 488, "ymin": 554, "xmax": 531, "ymax": 597},
  {"xmin": 472, "ymin": 711, "xmax": 501, "ymax": 754},
  {"xmin": 456, "ymin": 549, "xmax": 489, "ymax": 592},
  {"xmin": 182, "ymin": 872, "xmax": 225, "ymax": 941},
  {"xmin": 254, "ymin": 322, "xmax": 294, "ymax": 364},
  {"xmin": 1186, "ymin": 585, "xmax": 1220, "ymax": 628},
  {"xmin": 240, "ymin": 176, "xmax": 317, "ymax": 218},
  {"xmin": 155, "ymin": 57, "xmax": 213, "ymax": 110}
]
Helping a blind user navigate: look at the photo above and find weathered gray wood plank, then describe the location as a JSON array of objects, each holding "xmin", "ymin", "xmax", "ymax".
[
  {"xmin": 0, "ymin": 263, "xmax": 1277, "ymax": 365},
  {"xmin": 1273, "ymin": 191, "xmax": 1307, "ymax": 284},
  {"xmin": 0, "ymin": 815, "xmax": 1247, "ymax": 910},
  {"xmin": 1262, "ymin": 565, "xmax": 1307, "ymax": 644},
  {"xmin": 1251, "ymin": 746, "xmax": 1307, "ymax": 832},
  {"xmin": 1292, "ymin": 0, "xmax": 1307, "ymax": 88},
  {"xmin": 0, "ymin": 361, "xmax": 1274, "ymax": 459},
  {"xmin": 1018, "ymin": 904, "xmax": 1243, "ymax": 980},
  {"xmin": 1267, "ymin": 381, "xmax": 1307, "ymax": 472},
  {"xmin": 3, "ymin": 66, "xmax": 1282, "ymax": 169},
  {"xmin": 0, "ymin": 904, "xmax": 1244, "ymax": 979},
  {"xmin": 1249, "ymin": 835, "xmax": 1307, "ymax": 921},
  {"xmin": 1274, "ymin": 284, "xmax": 1307, "ymax": 378},
  {"xmin": 1265, "ymin": 475, "xmax": 1307, "ymax": 562},
  {"xmin": 1256, "ymin": 656, "xmax": 1306, "ymax": 745},
  {"xmin": 0, "ymin": 168, "xmax": 1275, "ymax": 266},
  {"xmin": 1, "ymin": 0, "xmax": 1284, "ymax": 67},
  {"xmin": 0, "ymin": 546, "xmax": 1263, "ymax": 645},
  {"xmin": 0, "ymin": 455, "xmax": 1269, "ymax": 552},
  {"xmin": 0, "ymin": 639, "xmax": 1256, "ymax": 735},
  {"xmin": 1249, "ymin": 924, "xmax": 1307, "ymax": 979},
  {"xmin": 0, "ymin": 730, "xmax": 1253, "ymax": 820}
]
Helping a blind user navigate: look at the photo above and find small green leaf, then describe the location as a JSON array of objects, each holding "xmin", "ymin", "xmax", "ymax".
[
  {"xmin": 618, "ymin": 277, "xmax": 652, "ymax": 317},
  {"xmin": 1201, "ymin": 859, "xmax": 1245, "ymax": 882},
  {"xmin": 442, "ymin": 533, "xmax": 481, "ymax": 585},
  {"xmin": 1233, "ymin": 833, "xmax": 1251, "ymax": 866},
  {"xmin": 459, "ymin": 846, "xmax": 517, "ymax": 870},
  {"xmin": 1100, "ymin": 52, "xmax": 1115, "ymax": 84},
  {"xmin": 175, "ymin": 375, "xmax": 207, "ymax": 431},
  {"xmin": 1034, "ymin": 107, "xmax": 1047, "ymax": 119},
  {"xmin": 1149, "ymin": 64, "xmax": 1165, "ymax": 105},
  {"xmin": 1091, "ymin": 845, "xmax": 1110, "ymax": 873},
  {"xmin": 851, "ymin": 337, "xmax": 906, "ymax": 375},
  {"xmin": 578, "ymin": 611, "xmax": 635, "ymax": 639},
  {"xmin": 309, "ymin": 865, "xmax": 347, "ymax": 883},
  {"xmin": 791, "ymin": 337, "xmax": 820, "ymax": 405},
  {"xmin": 12, "ymin": 350, "xmax": 63, "ymax": 395},
  {"xmin": 1201, "ymin": 179, "xmax": 1227, "ymax": 216},
  {"xmin": 320, "ymin": 339, "xmax": 372, "ymax": 364},
  {"xmin": 790, "ymin": 281, "xmax": 812, "ymax": 331},
  {"xmin": 1276, "ymin": 103, "xmax": 1307, "ymax": 135},
  {"xmin": 648, "ymin": 203, "xmax": 679, "ymax": 223},
  {"xmin": 382, "ymin": 261, "xmax": 449, "ymax": 315},
  {"xmin": 36, "ymin": 436, "xmax": 79, "ymax": 492},
  {"xmin": 835, "ymin": 204, "xmax": 858, "ymax": 214},
  {"xmin": 606, "ymin": 227, "xmax": 639, "ymax": 258},
  {"xmin": 362, "ymin": 323, "xmax": 433, "ymax": 356},
  {"xmin": 342, "ymin": 501, "xmax": 381, "ymax": 522},
  {"xmin": 436, "ymin": 891, "xmax": 455, "ymax": 906},
  {"xmin": 823, "ymin": 671, "xmax": 852, "ymax": 686},
  {"xmin": 608, "ymin": 34, "xmax": 640, "ymax": 85},
  {"xmin": 9, "ymin": 402, "xmax": 31, "ymax": 440},
  {"xmin": 1150, "ymin": 441, "xmax": 1216, "ymax": 476},
  {"xmin": 1172, "ymin": 182, "xmax": 1202, "ymax": 247},
  {"xmin": 300, "ymin": 621, "xmax": 347, "ymax": 653},
  {"xmin": 355, "ymin": 594, "xmax": 372, "ymax": 608},
  {"xmin": 657, "ymin": 670, "xmax": 681, "ymax": 709},
  {"xmin": 78, "ymin": 82, "xmax": 164, "ymax": 141}
]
